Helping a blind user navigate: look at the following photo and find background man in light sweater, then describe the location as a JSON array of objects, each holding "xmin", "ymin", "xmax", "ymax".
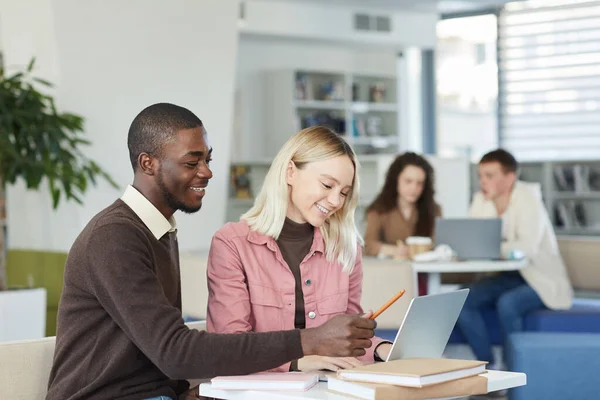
[
  {"xmin": 46, "ymin": 103, "xmax": 376, "ymax": 400},
  {"xmin": 456, "ymin": 149, "xmax": 572, "ymax": 371}
]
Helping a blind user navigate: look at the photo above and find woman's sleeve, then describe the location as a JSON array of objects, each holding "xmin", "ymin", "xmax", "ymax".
[
  {"xmin": 364, "ymin": 210, "xmax": 384, "ymax": 256},
  {"xmin": 206, "ymin": 230, "xmax": 253, "ymax": 334},
  {"xmin": 206, "ymin": 229, "xmax": 293, "ymax": 372}
]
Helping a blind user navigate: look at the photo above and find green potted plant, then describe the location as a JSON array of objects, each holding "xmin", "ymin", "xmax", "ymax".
[{"xmin": 0, "ymin": 58, "xmax": 117, "ymax": 291}]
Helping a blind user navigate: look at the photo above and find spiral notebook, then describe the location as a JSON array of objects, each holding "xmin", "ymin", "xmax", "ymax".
[{"xmin": 210, "ymin": 372, "xmax": 319, "ymax": 391}]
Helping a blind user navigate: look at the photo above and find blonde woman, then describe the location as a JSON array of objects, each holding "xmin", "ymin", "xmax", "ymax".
[{"xmin": 207, "ymin": 126, "xmax": 391, "ymax": 372}]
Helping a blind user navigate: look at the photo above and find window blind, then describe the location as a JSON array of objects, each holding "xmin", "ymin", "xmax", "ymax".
[{"xmin": 499, "ymin": 0, "xmax": 600, "ymax": 161}]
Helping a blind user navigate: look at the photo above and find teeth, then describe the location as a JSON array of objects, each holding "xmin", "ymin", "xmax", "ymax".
[
  {"xmin": 190, "ymin": 187, "xmax": 205, "ymax": 192},
  {"xmin": 316, "ymin": 204, "xmax": 329, "ymax": 214}
]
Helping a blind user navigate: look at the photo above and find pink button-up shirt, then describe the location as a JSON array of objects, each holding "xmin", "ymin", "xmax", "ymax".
[{"xmin": 206, "ymin": 221, "xmax": 384, "ymax": 372}]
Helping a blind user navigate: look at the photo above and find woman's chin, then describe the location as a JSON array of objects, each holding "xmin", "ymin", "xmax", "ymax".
[{"xmin": 306, "ymin": 213, "xmax": 328, "ymax": 227}]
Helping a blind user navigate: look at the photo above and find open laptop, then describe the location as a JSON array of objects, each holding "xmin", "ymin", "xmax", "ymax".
[
  {"xmin": 386, "ymin": 289, "xmax": 469, "ymax": 361},
  {"xmin": 434, "ymin": 218, "xmax": 502, "ymax": 260}
]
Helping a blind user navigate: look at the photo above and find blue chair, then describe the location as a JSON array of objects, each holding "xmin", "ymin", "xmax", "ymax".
[
  {"xmin": 374, "ymin": 329, "xmax": 397, "ymax": 343},
  {"xmin": 523, "ymin": 298, "xmax": 600, "ymax": 333}
]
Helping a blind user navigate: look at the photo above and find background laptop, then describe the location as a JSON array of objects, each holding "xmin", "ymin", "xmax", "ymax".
[
  {"xmin": 386, "ymin": 289, "xmax": 469, "ymax": 361},
  {"xmin": 434, "ymin": 218, "xmax": 502, "ymax": 260}
]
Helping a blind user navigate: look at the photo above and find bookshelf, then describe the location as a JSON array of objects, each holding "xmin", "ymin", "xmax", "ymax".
[
  {"xmin": 470, "ymin": 160, "xmax": 600, "ymax": 237},
  {"xmin": 263, "ymin": 69, "xmax": 400, "ymax": 159}
]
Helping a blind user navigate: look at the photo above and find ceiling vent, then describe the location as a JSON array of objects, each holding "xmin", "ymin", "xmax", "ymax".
[{"xmin": 354, "ymin": 13, "xmax": 392, "ymax": 33}]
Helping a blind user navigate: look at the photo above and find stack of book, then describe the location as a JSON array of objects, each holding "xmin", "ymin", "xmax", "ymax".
[{"xmin": 328, "ymin": 358, "xmax": 489, "ymax": 400}]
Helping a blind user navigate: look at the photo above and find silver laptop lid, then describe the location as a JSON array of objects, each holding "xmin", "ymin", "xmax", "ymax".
[
  {"xmin": 386, "ymin": 289, "xmax": 469, "ymax": 361},
  {"xmin": 434, "ymin": 218, "xmax": 502, "ymax": 260}
]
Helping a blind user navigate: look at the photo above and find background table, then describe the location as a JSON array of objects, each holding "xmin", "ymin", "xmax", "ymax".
[{"xmin": 412, "ymin": 259, "xmax": 529, "ymax": 294}]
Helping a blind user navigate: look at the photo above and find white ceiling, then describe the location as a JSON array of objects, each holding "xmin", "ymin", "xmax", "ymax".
[
  {"xmin": 248, "ymin": 0, "xmax": 522, "ymax": 14},
  {"xmin": 437, "ymin": 0, "xmax": 521, "ymax": 13}
]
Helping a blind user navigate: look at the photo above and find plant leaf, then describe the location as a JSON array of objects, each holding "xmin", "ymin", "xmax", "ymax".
[
  {"xmin": 0, "ymin": 58, "xmax": 117, "ymax": 208},
  {"xmin": 33, "ymin": 77, "xmax": 52, "ymax": 87},
  {"xmin": 27, "ymin": 57, "xmax": 36, "ymax": 72}
]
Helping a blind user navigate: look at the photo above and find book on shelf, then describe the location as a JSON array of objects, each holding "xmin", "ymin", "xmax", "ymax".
[
  {"xmin": 229, "ymin": 165, "xmax": 252, "ymax": 199},
  {"xmin": 589, "ymin": 166, "xmax": 600, "ymax": 191},
  {"xmin": 553, "ymin": 165, "xmax": 575, "ymax": 192},
  {"xmin": 336, "ymin": 358, "xmax": 487, "ymax": 388},
  {"xmin": 554, "ymin": 164, "xmax": 595, "ymax": 193},
  {"xmin": 554, "ymin": 200, "xmax": 586, "ymax": 229},
  {"xmin": 295, "ymin": 72, "xmax": 313, "ymax": 100},
  {"xmin": 352, "ymin": 116, "xmax": 383, "ymax": 138},
  {"xmin": 328, "ymin": 374, "xmax": 488, "ymax": 400},
  {"xmin": 300, "ymin": 112, "xmax": 345, "ymax": 134},
  {"xmin": 210, "ymin": 372, "xmax": 319, "ymax": 391},
  {"xmin": 574, "ymin": 164, "xmax": 590, "ymax": 193}
]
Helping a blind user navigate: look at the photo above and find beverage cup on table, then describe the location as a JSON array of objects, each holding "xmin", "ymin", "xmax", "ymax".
[{"xmin": 405, "ymin": 236, "xmax": 433, "ymax": 260}]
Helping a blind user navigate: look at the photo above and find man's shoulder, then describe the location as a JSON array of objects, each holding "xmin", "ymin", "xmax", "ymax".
[
  {"xmin": 469, "ymin": 191, "xmax": 494, "ymax": 217},
  {"xmin": 513, "ymin": 181, "xmax": 543, "ymax": 203},
  {"xmin": 471, "ymin": 191, "xmax": 486, "ymax": 203},
  {"xmin": 469, "ymin": 191, "xmax": 488, "ymax": 209},
  {"xmin": 80, "ymin": 200, "xmax": 150, "ymax": 241},
  {"xmin": 66, "ymin": 200, "xmax": 152, "ymax": 277}
]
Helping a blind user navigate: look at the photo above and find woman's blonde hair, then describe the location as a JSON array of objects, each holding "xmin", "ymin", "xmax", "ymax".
[{"xmin": 242, "ymin": 126, "xmax": 362, "ymax": 273}]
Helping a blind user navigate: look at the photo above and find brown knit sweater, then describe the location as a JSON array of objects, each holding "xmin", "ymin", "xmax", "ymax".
[{"xmin": 46, "ymin": 200, "xmax": 303, "ymax": 400}]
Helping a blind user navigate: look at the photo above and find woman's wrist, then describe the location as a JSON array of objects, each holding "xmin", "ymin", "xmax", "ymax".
[
  {"xmin": 290, "ymin": 360, "xmax": 299, "ymax": 371},
  {"xmin": 374, "ymin": 342, "xmax": 393, "ymax": 361}
]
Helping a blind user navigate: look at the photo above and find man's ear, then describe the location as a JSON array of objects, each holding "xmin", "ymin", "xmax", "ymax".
[
  {"xmin": 505, "ymin": 171, "xmax": 518, "ymax": 190},
  {"xmin": 138, "ymin": 153, "xmax": 157, "ymax": 176},
  {"xmin": 285, "ymin": 161, "xmax": 296, "ymax": 185}
]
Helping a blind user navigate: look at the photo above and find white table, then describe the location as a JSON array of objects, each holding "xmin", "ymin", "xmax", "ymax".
[
  {"xmin": 0, "ymin": 288, "xmax": 46, "ymax": 342},
  {"xmin": 199, "ymin": 370, "xmax": 526, "ymax": 399},
  {"xmin": 412, "ymin": 259, "xmax": 529, "ymax": 294}
]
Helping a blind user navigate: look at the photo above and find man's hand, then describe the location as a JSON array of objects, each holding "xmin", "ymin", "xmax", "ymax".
[
  {"xmin": 297, "ymin": 355, "xmax": 364, "ymax": 372},
  {"xmin": 178, "ymin": 385, "xmax": 201, "ymax": 399},
  {"xmin": 300, "ymin": 314, "xmax": 376, "ymax": 357}
]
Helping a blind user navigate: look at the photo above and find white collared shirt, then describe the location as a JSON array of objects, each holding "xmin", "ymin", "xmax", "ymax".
[{"xmin": 120, "ymin": 185, "xmax": 177, "ymax": 240}]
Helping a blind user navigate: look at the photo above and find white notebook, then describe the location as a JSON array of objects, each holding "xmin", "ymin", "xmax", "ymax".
[{"xmin": 210, "ymin": 372, "xmax": 319, "ymax": 391}]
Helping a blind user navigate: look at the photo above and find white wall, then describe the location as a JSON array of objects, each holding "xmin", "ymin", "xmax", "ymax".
[
  {"xmin": 425, "ymin": 156, "xmax": 470, "ymax": 218},
  {"xmin": 240, "ymin": 1, "xmax": 437, "ymax": 48},
  {"xmin": 437, "ymin": 107, "xmax": 498, "ymax": 162},
  {"xmin": 233, "ymin": 36, "xmax": 399, "ymax": 161},
  {"xmin": 1, "ymin": 0, "xmax": 240, "ymax": 252}
]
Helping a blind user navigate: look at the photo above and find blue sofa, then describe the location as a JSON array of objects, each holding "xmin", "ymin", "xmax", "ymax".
[
  {"xmin": 505, "ymin": 298, "xmax": 600, "ymax": 400},
  {"xmin": 447, "ymin": 298, "xmax": 600, "ymax": 343},
  {"xmin": 507, "ymin": 332, "xmax": 600, "ymax": 400},
  {"xmin": 375, "ymin": 298, "xmax": 600, "ymax": 344}
]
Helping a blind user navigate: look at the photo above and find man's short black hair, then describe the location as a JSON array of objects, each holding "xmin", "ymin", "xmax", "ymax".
[
  {"xmin": 127, "ymin": 103, "xmax": 203, "ymax": 171},
  {"xmin": 479, "ymin": 148, "xmax": 518, "ymax": 174}
]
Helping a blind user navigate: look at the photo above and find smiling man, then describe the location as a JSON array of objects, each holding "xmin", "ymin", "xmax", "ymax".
[{"xmin": 46, "ymin": 104, "xmax": 377, "ymax": 400}]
